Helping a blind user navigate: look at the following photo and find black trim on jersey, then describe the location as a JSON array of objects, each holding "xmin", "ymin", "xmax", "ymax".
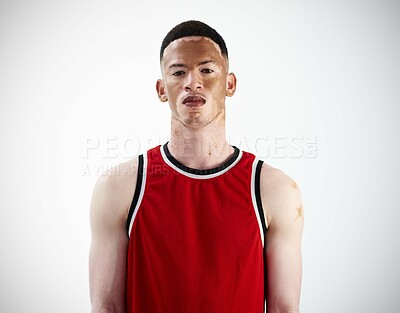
[
  {"xmin": 162, "ymin": 142, "xmax": 240, "ymax": 175},
  {"xmin": 255, "ymin": 159, "xmax": 268, "ymax": 311},
  {"xmin": 255, "ymin": 160, "xmax": 268, "ymax": 234},
  {"xmin": 126, "ymin": 154, "xmax": 144, "ymax": 237}
]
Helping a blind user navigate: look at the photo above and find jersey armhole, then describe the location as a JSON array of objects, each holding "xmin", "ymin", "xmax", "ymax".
[
  {"xmin": 251, "ymin": 158, "xmax": 268, "ymax": 246},
  {"xmin": 255, "ymin": 159, "xmax": 268, "ymax": 235},
  {"xmin": 254, "ymin": 159, "xmax": 268, "ymax": 313},
  {"xmin": 126, "ymin": 153, "xmax": 147, "ymax": 238}
]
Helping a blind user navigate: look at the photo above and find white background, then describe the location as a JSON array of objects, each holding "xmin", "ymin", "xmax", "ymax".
[{"xmin": 1, "ymin": 0, "xmax": 399, "ymax": 312}]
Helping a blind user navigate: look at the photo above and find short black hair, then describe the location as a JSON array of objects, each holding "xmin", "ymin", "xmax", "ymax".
[{"xmin": 160, "ymin": 20, "xmax": 228, "ymax": 61}]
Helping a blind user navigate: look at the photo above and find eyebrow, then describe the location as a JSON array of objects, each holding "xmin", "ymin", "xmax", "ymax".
[{"xmin": 168, "ymin": 59, "xmax": 215, "ymax": 69}]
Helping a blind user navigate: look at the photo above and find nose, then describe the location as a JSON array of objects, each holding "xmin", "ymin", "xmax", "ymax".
[{"xmin": 184, "ymin": 71, "xmax": 203, "ymax": 91}]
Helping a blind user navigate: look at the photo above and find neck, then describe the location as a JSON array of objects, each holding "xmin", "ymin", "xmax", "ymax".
[{"xmin": 168, "ymin": 119, "xmax": 233, "ymax": 170}]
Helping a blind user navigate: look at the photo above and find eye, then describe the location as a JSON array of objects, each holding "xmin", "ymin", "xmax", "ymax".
[
  {"xmin": 172, "ymin": 70, "xmax": 185, "ymax": 76},
  {"xmin": 201, "ymin": 68, "xmax": 214, "ymax": 74}
]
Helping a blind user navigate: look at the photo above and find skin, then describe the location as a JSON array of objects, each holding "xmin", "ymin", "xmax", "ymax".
[
  {"xmin": 261, "ymin": 165, "xmax": 304, "ymax": 313},
  {"xmin": 156, "ymin": 36, "xmax": 237, "ymax": 168},
  {"xmin": 89, "ymin": 160, "xmax": 137, "ymax": 313},
  {"xmin": 89, "ymin": 36, "xmax": 304, "ymax": 313}
]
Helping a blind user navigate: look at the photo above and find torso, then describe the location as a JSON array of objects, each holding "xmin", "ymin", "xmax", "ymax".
[{"xmin": 124, "ymin": 143, "xmax": 268, "ymax": 313}]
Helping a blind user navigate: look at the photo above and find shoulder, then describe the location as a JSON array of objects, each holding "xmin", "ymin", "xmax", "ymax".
[
  {"xmin": 259, "ymin": 162, "xmax": 304, "ymax": 230},
  {"xmin": 90, "ymin": 157, "xmax": 139, "ymax": 225}
]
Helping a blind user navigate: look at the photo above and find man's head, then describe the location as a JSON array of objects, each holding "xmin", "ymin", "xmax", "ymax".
[
  {"xmin": 156, "ymin": 21, "xmax": 236, "ymax": 128},
  {"xmin": 160, "ymin": 20, "xmax": 228, "ymax": 63}
]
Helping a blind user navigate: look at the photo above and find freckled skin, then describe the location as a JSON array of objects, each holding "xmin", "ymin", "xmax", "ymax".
[
  {"xmin": 290, "ymin": 180, "xmax": 302, "ymax": 220},
  {"xmin": 290, "ymin": 180, "xmax": 303, "ymax": 221},
  {"xmin": 157, "ymin": 37, "xmax": 231, "ymax": 128},
  {"xmin": 295, "ymin": 205, "xmax": 302, "ymax": 221}
]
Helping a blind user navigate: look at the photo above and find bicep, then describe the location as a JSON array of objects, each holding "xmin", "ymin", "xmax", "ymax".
[
  {"xmin": 89, "ymin": 175, "xmax": 130, "ymax": 313},
  {"xmin": 265, "ymin": 223, "xmax": 303, "ymax": 312}
]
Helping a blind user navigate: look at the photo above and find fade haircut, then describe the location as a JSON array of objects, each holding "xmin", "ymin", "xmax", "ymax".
[{"xmin": 160, "ymin": 20, "xmax": 228, "ymax": 62}]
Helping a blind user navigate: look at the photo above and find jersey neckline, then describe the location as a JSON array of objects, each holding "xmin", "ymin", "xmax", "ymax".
[{"xmin": 160, "ymin": 142, "xmax": 242, "ymax": 179}]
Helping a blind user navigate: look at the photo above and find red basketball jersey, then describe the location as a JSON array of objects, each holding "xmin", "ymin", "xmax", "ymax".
[{"xmin": 126, "ymin": 143, "xmax": 268, "ymax": 313}]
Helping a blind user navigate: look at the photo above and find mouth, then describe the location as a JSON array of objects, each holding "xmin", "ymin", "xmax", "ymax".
[{"xmin": 182, "ymin": 95, "xmax": 206, "ymax": 107}]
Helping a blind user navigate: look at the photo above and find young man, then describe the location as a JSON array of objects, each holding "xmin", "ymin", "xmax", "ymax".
[{"xmin": 89, "ymin": 20, "xmax": 304, "ymax": 313}]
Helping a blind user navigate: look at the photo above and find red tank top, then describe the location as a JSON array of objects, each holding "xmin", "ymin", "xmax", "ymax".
[{"xmin": 126, "ymin": 143, "xmax": 268, "ymax": 313}]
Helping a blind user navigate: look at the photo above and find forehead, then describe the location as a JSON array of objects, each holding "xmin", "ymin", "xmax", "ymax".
[{"xmin": 162, "ymin": 36, "xmax": 226, "ymax": 67}]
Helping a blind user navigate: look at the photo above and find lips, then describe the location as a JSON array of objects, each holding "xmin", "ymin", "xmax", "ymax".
[{"xmin": 182, "ymin": 95, "xmax": 206, "ymax": 107}]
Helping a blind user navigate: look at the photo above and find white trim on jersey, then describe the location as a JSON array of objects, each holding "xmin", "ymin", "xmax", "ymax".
[
  {"xmin": 128, "ymin": 152, "xmax": 148, "ymax": 238},
  {"xmin": 251, "ymin": 157, "xmax": 265, "ymax": 247},
  {"xmin": 160, "ymin": 145, "xmax": 243, "ymax": 180}
]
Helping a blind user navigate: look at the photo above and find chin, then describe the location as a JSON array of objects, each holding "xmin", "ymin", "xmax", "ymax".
[{"xmin": 182, "ymin": 116, "xmax": 210, "ymax": 128}]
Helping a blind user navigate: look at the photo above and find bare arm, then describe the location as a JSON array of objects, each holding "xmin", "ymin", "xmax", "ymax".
[
  {"xmin": 260, "ymin": 165, "xmax": 304, "ymax": 313},
  {"xmin": 89, "ymin": 160, "xmax": 138, "ymax": 313}
]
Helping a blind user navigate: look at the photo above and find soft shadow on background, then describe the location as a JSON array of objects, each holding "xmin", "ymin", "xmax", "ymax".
[{"xmin": 0, "ymin": 1, "xmax": 399, "ymax": 312}]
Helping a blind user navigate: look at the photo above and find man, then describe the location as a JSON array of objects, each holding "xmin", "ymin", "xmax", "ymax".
[{"xmin": 89, "ymin": 20, "xmax": 304, "ymax": 313}]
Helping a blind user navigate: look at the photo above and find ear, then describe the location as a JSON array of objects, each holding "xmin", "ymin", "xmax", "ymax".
[
  {"xmin": 156, "ymin": 79, "xmax": 168, "ymax": 102},
  {"xmin": 226, "ymin": 73, "xmax": 237, "ymax": 97}
]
